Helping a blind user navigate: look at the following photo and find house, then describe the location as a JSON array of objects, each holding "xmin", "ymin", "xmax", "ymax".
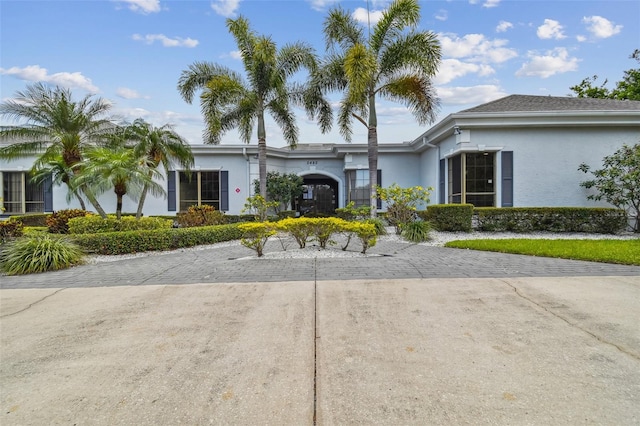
[{"xmin": 2, "ymin": 95, "xmax": 639, "ymax": 217}]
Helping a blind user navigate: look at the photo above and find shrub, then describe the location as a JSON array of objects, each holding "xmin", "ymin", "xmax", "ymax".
[
  {"xmin": 335, "ymin": 202, "xmax": 370, "ymax": 221},
  {"xmin": 475, "ymin": 207, "xmax": 627, "ymax": 234},
  {"xmin": 0, "ymin": 234, "xmax": 84, "ymax": 275},
  {"xmin": 46, "ymin": 209, "xmax": 90, "ymax": 234},
  {"xmin": 68, "ymin": 216, "xmax": 172, "ymax": 234},
  {"xmin": 238, "ymin": 222, "xmax": 277, "ymax": 257},
  {"xmin": 242, "ymin": 195, "xmax": 279, "ymax": 222},
  {"xmin": 223, "ymin": 214, "xmax": 256, "ymax": 224},
  {"xmin": 7, "ymin": 213, "xmax": 50, "ymax": 227},
  {"xmin": 1, "ymin": 221, "xmax": 24, "ymax": 243},
  {"xmin": 276, "ymin": 210, "xmax": 297, "ymax": 220},
  {"xmin": 402, "ymin": 220, "xmax": 432, "ymax": 242},
  {"xmin": 378, "ymin": 184, "xmax": 432, "ymax": 234},
  {"xmin": 363, "ymin": 218, "xmax": 387, "ymax": 236},
  {"xmin": 310, "ymin": 217, "xmax": 348, "ymax": 248},
  {"xmin": 277, "ymin": 217, "xmax": 315, "ymax": 248},
  {"xmin": 72, "ymin": 223, "xmax": 242, "ymax": 255},
  {"xmin": 176, "ymin": 205, "xmax": 226, "ymax": 227},
  {"xmin": 342, "ymin": 221, "xmax": 377, "ymax": 254},
  {"xmin": 419, "ymin": 204, "xmax": 473, "ymax": 232}
]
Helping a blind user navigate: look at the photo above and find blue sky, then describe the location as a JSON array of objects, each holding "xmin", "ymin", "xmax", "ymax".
[{"xmin": 1, "ymin": 0, "xmax": 638, "ymax": 147}]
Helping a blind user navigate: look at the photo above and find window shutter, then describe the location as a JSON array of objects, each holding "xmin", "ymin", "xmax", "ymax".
[
  {"xmin": 43, "ymin": 174, "xmax": 53, "ymax": 212},
  {"xmin": 376, "ymin": 169, "xmax": 382, "ymax": 209},
  {"xmin": 167, "ymin": 171, "xmax": 176, "ymax": 211},
  {"xmin": 501, "ymin": 151, "xmax": 513, "ymax": 207},
  {"xmin": 439, "ymin": 158, "xmax": 445, "ymax": 204},
  {"xmin": 220, "ymin": 170, "xmax": 229, "ymax": 211}
]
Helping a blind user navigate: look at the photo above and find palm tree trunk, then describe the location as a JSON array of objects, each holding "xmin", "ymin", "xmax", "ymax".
[
  {"xmin": 136, "ymin": 177, "xmax": 152, "ymax": 219},
  {"xmin": 82, "ymin": 186, "xmax": 107, "ymax": 218},
  {"xmin": 257, "ymin": 113, "xmax": 268, "ymax": 198},
  {"xmin": 75, "ymin": 192, "xmax": 87, "ymax": 211},
  {"xmin": 116, "ymin": 194, "xmax": 123, "ymax": 220},
  {"xmin": 368, "ymin": 93, "xmax": 378, "ymax": 218}
]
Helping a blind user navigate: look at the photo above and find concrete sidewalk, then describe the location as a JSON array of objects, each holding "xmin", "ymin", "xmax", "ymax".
[{"xmin": 2, "ymin": 276, "xmax": 639, "ymax": 425}]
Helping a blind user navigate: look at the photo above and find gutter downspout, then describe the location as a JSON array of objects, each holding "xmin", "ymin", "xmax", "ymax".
[
  {"xmin": 422, "ymin": 136, "xmax": 441, "ymax": 205},
  {"xmin": 243, "ymin": 147, "xmax": 251, "ymax": 198}
]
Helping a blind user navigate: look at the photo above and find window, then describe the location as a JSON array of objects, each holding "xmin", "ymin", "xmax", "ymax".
[
  {"xmin": 179, "ymin": 171, "xmax": 220, "ymax": 211},
  {"xmin": 1, "ymin": 172, "xmax": 45, "ymax": 214},
  {"xmin": 448, "ymin": 153, "xmax": 495, "ymax": 207},
  {"xmin": 346, "ymin": 169, "xmax": 382, "ymax": 209}
]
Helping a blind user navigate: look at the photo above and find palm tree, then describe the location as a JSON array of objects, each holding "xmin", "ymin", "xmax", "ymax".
[
  {"xmin": 320, "ymin": 0, "xmax": 441, "ymax": 216},
  {"xmin": 74, "ymin": 145, "xmax": 164, "ymax": 220},
  {"xmin": 30, "ymin": 155, "xmax": 87, "ymax": 210},
  {"xmin": 0, "ymin": 82, "xmax": 113, "ymax": 217},
  {"xmin": 126, "ymin": 119, "xmax": 194, "ymax": 219},
  {"xmin": 177, "ymin": 16, "xmax": 331, "ymax": 198}
]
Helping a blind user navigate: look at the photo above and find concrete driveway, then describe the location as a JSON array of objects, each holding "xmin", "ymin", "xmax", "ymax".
[{"xmin": 2, "ymin": 275, "xmax": 639, "ymax": 425}]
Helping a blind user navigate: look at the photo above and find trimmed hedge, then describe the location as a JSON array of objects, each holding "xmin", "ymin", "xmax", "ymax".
[
  {"xmin": 68, "ymin": 216, "xmax": 172, "ymax": 234},
  {"xmin": 72, "ymin": 223, "xmax": 243, "ymax": 255},
  {"xmin": 419, "ymin": 204, "xmax": 473, "ymax": 232},
  {"xmin": 46, "ymin": 209, "xmax": 89, "ymax": 234},
  {"xmin": 7, "ymin": 213, "xmax": 50, "ymax": 227},
  {"xmin": 475, "ymin": 207, "xmax": 627, "ymax": 234}
]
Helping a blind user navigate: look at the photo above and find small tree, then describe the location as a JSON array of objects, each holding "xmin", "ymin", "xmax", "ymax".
[
  {"xmin": 377, "ymin": 184, "xmax": 431, "ymax": 234},
  {"xmin": 578, "ymin": 143, "xmax": 640, "ymax": 232},
  {"xmin": 242, "ymin": 195, "xmax": 279, "ymax": 222},
  {"xmin": 253, "ymin": 171, "xmax": 303, "ymax": 213}
]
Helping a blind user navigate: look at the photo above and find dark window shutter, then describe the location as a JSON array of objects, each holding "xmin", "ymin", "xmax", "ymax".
[
  {"xmin": 452, "ymin": 155, "xmax": 462, "ymax": 195},
  {"xmin": 220, "ymin": 170, "xmax": 229, "ymax": 211},
  {"xmin": 167, "ymin": 171, "xmax": 176, "ymax": 212},
  {"xmin": 43, "ymin": 174, "xmax": 53, "ymax": 212},
  {"xmin": 376, "ymin": 169, "xmax": 382, "ymax": 209},
  {"xmin": 439, "ymin": 158, "xmax": 445, "ymax": 204},
  {"xmin": 501, "ymin": 151, "xmax": 513, "ymax": 207}
]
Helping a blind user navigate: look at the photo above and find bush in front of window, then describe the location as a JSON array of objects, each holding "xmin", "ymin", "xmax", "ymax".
[
  {"xmin": 474, "ymin": 207, "xmax": 627, "ymax": 233},
  {"xmin": 7, "ymin": 213, "xmax": 51, "ymax": 227},
  {"xmin": 67, "ymin": 216, "xmax": 173, "ymax": 234},
  {"xmin": 0, "ymin": 220, "xmax": 24, "ymax": 243},
  {"xmin": 46, "ymin": 209, "xmax": 90, "ymax": 234},
  {"xmin": 377, "ymin": 184, "xmax": 432, "ymax": 235},
  {"xmin": 419, "ymin": 204, "xmax": 474, "ymax": 232},
  {"xmin": 176, "ymin": 205, "xmax": 226, "ymax": 227},
  {"xmin": 0, "ymin": 234, "xmax": 84, "ymax": 275},
  {"xmin": 71, "ymin": 223, "xmax": 243, "ymax": 255}
]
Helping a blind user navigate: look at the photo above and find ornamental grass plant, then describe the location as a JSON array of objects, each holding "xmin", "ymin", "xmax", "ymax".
[{"xmin": 0, "ymin": 234, "xmax": 85, "ymax": 275}]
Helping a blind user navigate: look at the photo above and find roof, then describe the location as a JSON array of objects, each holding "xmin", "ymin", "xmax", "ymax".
[{"xmin": 459, "ymin": 94, "xmax": 640, "ymax": 113}]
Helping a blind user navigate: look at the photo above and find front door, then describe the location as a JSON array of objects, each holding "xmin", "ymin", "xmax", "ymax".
[{"xmin": 297, "ymin": 176, "xmax": 338, "ymax": 216}]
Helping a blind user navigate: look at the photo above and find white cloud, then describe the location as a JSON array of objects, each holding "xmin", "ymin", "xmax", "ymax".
[
  {"xmin": 439, "ymin": 33, "xmax": 518, "ymax": 64},
  {"xmin": 537, "ymin": 19, "xmax": 566, "ymax": 40},
  {"xmin": 515, "ymin": 47, "xmax": 579, "ymax": 78},
  {"xmin": 582, "ymin": 16, "xmax": 622, "ymax": 39},
  {"xmin": 230, "ymin": 50, "xmax": 242, "ymax": 60},
  {"xmin": 211, "ymin": 0, "xmax": 240, "ymax": 17},
  {"xmin": 436, "ymin": 85, "xmax": 508, "ymax": 105},
  {"xmin": 434, "ymin": 59, "xmax": 495, "ymax": 85},
  {"xmin": 0, "ymin": 65, "xmax": 99, "ymax": 92},
  {"xmin": 496, "ymin": 21, "xmax": 513, "ymax": 33},
  {"xmin": 132, "ymin": 34, "xmax": 199, "ymax": 48},
  {"xmin": 576, "ymin": 35, "xmax": 587, "ymax": 42},
  {"xmin": 483, "ymin": 0, "xmax": 500, "ymax": 8},
  {"xmin": 118, "ymin": 0, "xmax": 161, "ymax": 14},
  {"xmin": 352, "ymin": 7, "xmax": 384, "ymax": 25},
  {"xmin": 435, "ymin": 9, "xmax": 448, "ymax": 21},
  {"xmin": 116, "ymin": 87, "xmax": 149, "ymax": 99},
  {"xmin": 307, "ymin": 0, "xmax": 339, "ymax": 11}
]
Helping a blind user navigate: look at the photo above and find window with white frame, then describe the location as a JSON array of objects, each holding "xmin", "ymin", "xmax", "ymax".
[{"xmin": 1, "ymin": 172, "xmax": 45, "ymax": 214}]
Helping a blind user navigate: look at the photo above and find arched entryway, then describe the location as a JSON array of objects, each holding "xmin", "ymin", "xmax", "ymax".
[{"xmin": 296, "ymin": 174, "xmax": 338, "ymax": 216}]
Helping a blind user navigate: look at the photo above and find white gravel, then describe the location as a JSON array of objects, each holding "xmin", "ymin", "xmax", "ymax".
[{"xmin": 86, "ymin": 228, "xmax": 637, "ymax": 263}]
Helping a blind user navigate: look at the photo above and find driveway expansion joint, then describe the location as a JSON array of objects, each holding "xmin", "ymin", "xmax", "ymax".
[{"xmin": 498, "ymin": 278, "xmax": 640, "ymax": 362}]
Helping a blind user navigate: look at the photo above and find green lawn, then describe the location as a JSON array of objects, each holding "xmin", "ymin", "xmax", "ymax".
[{"xmin": 444, "ymin": 238, "xmax": 640, "ymax": 265}]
